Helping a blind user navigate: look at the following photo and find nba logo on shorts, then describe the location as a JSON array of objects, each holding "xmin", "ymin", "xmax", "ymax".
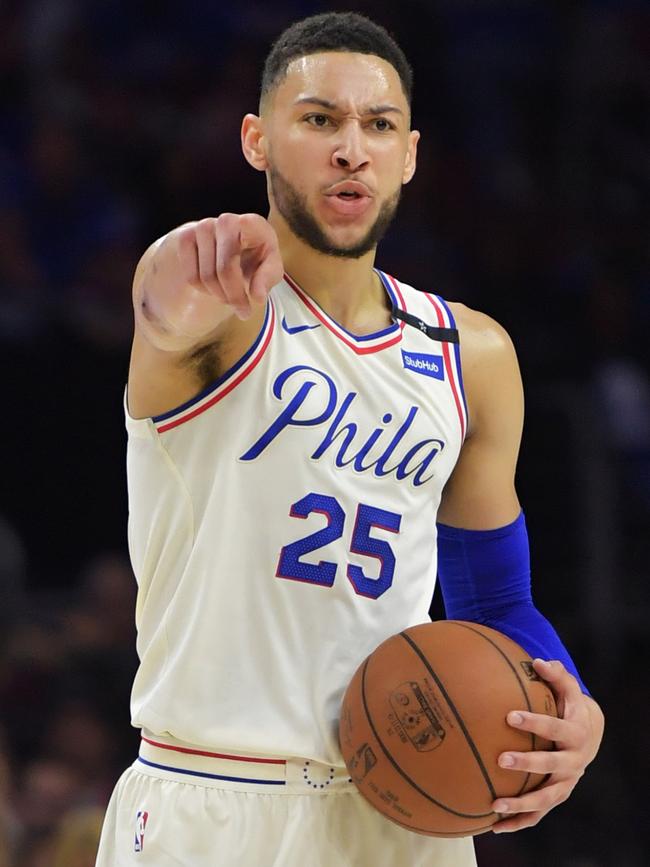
[{"xmin": 134, "ymin": 810, "xmax": 149, "ymax": 853}]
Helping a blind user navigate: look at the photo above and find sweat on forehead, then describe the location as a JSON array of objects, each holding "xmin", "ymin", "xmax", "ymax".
[
  {"xmin": 261, "ymin": 52, "xmax": 409, "ymax": 119},
  {"xmin": 267, "ymin": 52, "xmax": 408, "ymax": 114}
]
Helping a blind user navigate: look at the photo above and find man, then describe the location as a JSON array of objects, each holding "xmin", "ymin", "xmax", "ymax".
[{"xmin": 96, "ymin": 12, "xmax": 604, "ymax": 867}]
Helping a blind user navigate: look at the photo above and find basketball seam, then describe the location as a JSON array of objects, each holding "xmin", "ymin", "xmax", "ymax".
[
  {"xmin": 360, "ymin": 657, "xmax": 495, "ymax": 821},
  {"xmin": 399, "ymin": 630, "xmax": 498, "ymax": 802},
  {"xmin": 448, "ymin": 621, "xmax": 539, "ymax": 797}
]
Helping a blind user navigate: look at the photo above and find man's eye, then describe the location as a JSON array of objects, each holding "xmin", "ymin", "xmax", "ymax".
[
  {"xmin": 373, "ymin": 118, "xmax": 393, "ymax": 132},
  {"xmin": 306, "ymin": 114, "xmax": 331, "ymax": 127}
]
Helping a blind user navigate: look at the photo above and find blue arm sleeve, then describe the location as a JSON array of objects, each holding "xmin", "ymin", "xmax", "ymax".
[{"xmin": 436, "ymin": 511, "xmax": 590, "ymax": 696}]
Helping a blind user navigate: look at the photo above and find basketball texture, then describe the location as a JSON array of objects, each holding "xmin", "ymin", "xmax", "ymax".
[{"xmin": 338, "ymin": 620, "xmax": 558, "ymax": 837}]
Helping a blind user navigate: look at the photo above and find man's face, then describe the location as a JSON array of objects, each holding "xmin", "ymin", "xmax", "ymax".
[{"xmin": 256, "ymin": 52, "xmax": 419, "ymax": 259}]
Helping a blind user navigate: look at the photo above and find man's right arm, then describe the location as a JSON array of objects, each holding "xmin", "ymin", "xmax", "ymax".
[{"xmin": 127, "ymin": 214, "xmax": 283, "ymax": 419}]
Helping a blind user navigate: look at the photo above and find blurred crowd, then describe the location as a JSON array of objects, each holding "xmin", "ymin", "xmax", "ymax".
[
  {"xmin": 1, "ymin": 0, "xmax": 648, "ymax": 864},
  {"xmin": 0, "ymin": 548, "xmax": 138, "ymax": 866}
]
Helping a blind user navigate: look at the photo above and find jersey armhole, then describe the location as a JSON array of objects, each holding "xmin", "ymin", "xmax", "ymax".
[
  {"xmin": 124, "ymin": 388, "xmax": 157, "ymax": 439},
  {"xmin": 141, "ymin": 299, "xmax": 275, "ymax": 435}
]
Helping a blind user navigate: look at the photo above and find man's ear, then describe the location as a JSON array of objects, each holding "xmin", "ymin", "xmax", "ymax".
[
  {"xmin": 241, "ymin": 114, "xmax": 268, "ymax": 171},
  {"xmin": 403, "ymin": 129, "xmax": 420, "ymax": 184}
]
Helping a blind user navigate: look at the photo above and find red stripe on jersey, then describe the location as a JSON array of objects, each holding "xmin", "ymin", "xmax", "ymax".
[
  {"xmin": 285, "ymin": 273, "xmax": 403, "ymax": 355},
  {"xmin": 424, "ymin": 294, "xmax": 466, "ymax": 441},
  {"xmin": 384, "ymin": 273, "xmax": 408, "ymax": 313},
  {"xmin": 156, "ymin": 303, "xmax": 275, "ymax": 433},
  {"xmin": 141, "ymin": 736, "xmax": 287, "ymax": 765}
]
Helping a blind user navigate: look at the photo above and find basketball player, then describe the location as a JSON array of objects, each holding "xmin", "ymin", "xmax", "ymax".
[{"xmin": 96, "ymin": 12, "xmax": 604, "ymax": 867}]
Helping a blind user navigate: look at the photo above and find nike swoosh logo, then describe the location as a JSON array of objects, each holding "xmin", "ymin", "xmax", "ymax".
[{"xmin": 281, "ymin": 316, "xmax": 321, "ymax": 335}]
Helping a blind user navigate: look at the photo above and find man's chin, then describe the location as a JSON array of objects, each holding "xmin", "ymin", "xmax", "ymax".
[
  {"xmin": 303, "ymin": 213, "xmax": 381, "ymax": 257},
  {"xmin": 318, "ymin": 230, "xmax": 375, "ymax": 258},
  {"xmin": 312, "ymin": 236, "xmax": 377, "ymax": 259}
]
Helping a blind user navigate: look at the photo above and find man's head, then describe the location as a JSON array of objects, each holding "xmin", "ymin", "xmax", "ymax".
[
  {"xmin": 242, "ymin": 12, "xmax": 419, "ymax": 260},
  {"xmin": 260, "ymin": 12, "xmax": 413, "ymax": 113}
]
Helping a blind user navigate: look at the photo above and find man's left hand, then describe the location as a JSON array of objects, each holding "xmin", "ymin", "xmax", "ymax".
[{"xmin": 491, "ymin": 658, "xmax": 605, "ymax": 833}]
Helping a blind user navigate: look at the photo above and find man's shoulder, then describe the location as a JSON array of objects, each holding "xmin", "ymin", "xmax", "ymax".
[
  {"xmin": 446, "ymin": 302, "xmax": 523, "ymax": 437},
  {"xmin": 384, "ymin": 275, "xmax": 518, "ymax": 370},
  {"xmin": 447, "ymin": 301, "xmax": 517, "ymax": 369}
]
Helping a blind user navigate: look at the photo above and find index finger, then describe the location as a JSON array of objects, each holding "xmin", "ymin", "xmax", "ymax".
[
  {"xmin": 238, "ymin": 213, "xmax": 277, "ymax": 251},
  {"xmin": 249, "ymin": 247, "xmax": 284, "ymax": 302}
]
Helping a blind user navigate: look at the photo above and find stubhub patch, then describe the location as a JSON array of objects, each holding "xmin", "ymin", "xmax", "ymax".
[{"xmin": 401, "ymin": 350, "xmax": 445, "ymax": 380}]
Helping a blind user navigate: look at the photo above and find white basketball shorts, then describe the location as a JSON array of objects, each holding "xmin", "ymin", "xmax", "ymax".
[{"xmin": 95, "ymin": 732, "xmax": 477, "ymax": 867}]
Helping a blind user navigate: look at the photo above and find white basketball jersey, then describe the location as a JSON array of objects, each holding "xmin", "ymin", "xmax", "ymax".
[{"xmin": 125, "ymin": 271, "xmax": 468, "ymax": 765}]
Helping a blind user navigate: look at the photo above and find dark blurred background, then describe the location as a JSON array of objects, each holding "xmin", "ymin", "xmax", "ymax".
[{"xmin": 0, "ymin": 0, "xmax": 648, "ymax": 865}]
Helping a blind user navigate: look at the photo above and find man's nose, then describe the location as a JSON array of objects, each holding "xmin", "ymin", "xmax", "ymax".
[{"xmin": 331, "ymin": 122, "xmax": 370, "ymax": 172}]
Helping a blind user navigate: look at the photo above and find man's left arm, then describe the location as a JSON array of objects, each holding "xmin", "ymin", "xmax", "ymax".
[{"xmin": 437, "ymin": 303, "xmax": 605, "ymax": 833}]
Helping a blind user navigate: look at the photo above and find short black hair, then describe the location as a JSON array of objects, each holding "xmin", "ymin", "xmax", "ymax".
[{"xmin": 261, "ymin": 12, "xmax": 413, "ymax": 107}]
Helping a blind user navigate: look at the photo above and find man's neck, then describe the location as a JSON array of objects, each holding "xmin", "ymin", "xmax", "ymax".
[{"xmin": 272, "ymin": 220, "xmax": 392, "ymax": 334}]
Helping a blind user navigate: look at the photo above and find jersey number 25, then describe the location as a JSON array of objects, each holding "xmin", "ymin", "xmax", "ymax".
[{"xmin": 276, "ymin": 492, "xmax": 402, "ymax": 599}]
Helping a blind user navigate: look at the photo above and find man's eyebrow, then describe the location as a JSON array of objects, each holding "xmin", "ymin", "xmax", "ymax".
[{"xmin": 294, "ymin": 97, "xmax": 404, "ymax": 116}]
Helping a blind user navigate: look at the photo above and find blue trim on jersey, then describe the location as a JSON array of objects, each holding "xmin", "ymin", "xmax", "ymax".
[
  {"xmin": 375, "ymin": 269, "xmax": 400, "ymax": 307},
  {"xmin": 345, "ymin": 321, "xmax": 398, "ymax": 341},
  {"xmin": 298, "ymin": 270, "xmax": 399, "ymax": 342},
  {"xmin": 137, "ymin": 756, "xmax": 286, "ymax": 785},
  {"xmin": 152, "ymin": 301, "xmax": 272, "ymax": 423},
  {"xmin": 434, "ymin": 295, "xmax": 469, "ymax": 432},
  {"xmin": 375, "ymin": 270, "xmax": 404, "ymax": 338}
]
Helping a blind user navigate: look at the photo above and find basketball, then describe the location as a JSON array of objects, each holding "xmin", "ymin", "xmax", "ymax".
[{"xmin": 338, "ymin": 620, "xmax": 558, "ymax": 837}]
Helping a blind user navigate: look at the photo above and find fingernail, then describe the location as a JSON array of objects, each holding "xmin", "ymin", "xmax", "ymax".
[
  {"xmin": 493, "ymin": 801, "xmax": 509, "ymax": 813},
  {"xmin": 535, "ymin": 658, "xmax": 551, "ymax": 668},
  {"xmin": 509, "ymin": 712, "xmax": 524, "ymax": 726},
  {"xmin": 499, "ymin": 754, "xmax": 515, "ymax": 768}
]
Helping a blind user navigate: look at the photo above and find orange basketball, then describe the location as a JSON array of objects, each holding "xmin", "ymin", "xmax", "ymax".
[{"xmin": 338, "ymin": 620, "xmax": 557, "ymax": 837}]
